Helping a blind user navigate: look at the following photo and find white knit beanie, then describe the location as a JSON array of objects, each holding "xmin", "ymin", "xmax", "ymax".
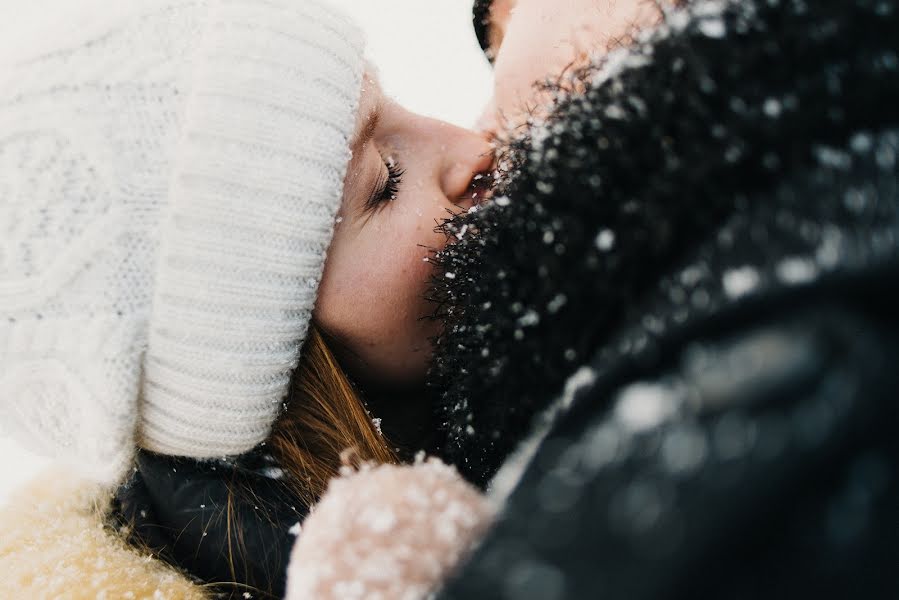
[{"xmin": 0, "ymin": 0, "xmax": 365, "ymax": 483}]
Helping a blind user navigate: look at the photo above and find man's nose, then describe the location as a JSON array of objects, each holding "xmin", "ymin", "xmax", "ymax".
[{"xmin": 475, "ymin": 96, "xmax": 500, "ymax": 136}]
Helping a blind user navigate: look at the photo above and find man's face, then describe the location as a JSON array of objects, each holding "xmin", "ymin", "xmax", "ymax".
[{"xmin": 477, "ymin": 0, "xmax": 665, "ymax": 134}]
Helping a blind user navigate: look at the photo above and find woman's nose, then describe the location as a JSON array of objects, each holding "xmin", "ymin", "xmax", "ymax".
[{"xmin": 438, "ymin": 125, "xmax": 494, "ymax": 200}]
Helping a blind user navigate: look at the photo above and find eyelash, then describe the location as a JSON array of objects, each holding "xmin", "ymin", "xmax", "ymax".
[{"xmin": 366, "ymin": 156, "xmax": 405, "ymax": 211}]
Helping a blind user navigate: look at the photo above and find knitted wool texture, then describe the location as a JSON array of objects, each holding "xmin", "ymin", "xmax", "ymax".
[{"xmin": 0, "ymin": 0, "xmax": 364, "ymax": 483}]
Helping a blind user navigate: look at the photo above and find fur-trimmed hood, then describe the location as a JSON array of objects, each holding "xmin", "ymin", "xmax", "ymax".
[{"xmin": 0, "ymin": 469, "xmax": 206, "ymax": 599}]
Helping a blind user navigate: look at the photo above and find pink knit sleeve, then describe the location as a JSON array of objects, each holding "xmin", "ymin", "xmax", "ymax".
[{"xmin": 284, "ymin": 459, "xmax": 494, "ymax": 600}]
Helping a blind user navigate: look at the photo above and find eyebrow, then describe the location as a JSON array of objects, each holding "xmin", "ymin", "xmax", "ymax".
[{"xmin": 349, "ymin": 102, "xmax": 381, "ymax": 156}]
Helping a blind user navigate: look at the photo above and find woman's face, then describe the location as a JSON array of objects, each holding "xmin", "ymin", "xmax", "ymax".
[
  {"xmin": 478, "ymin": 0, "xmax": 664, "ymax": 133},
  {"xmin": 314, "ymin": 72, "xmax": 492, "ymax": 388}
]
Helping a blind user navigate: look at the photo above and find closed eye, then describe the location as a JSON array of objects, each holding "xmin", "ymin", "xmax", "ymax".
[{"xmin": 365, "ymin": 155, "xmax": 405, "ymax": 212}]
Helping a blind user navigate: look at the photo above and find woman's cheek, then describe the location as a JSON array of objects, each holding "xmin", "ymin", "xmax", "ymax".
[{"xmin": 385, "ymin": 234, "xmax": 433, "ymax": 302}]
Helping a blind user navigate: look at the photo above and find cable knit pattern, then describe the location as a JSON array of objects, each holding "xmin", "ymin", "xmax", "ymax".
[{"xmin": 0, "ymin": 0, "xmax": 364, "ymax": 482}]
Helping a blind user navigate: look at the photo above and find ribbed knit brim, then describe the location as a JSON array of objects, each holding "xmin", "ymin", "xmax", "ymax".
[{"xmin": 139, "ymin": 0, "xmax": 364, "ymax": 457}]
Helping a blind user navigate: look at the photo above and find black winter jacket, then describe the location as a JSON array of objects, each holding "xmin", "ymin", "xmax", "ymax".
[
  {"xmin": 430, "ymin": 0, "xmax": 899, "ymax": 597},
  {"xmin": 114, "ymin": 450, "xmax": 301, "ymax": 598}
]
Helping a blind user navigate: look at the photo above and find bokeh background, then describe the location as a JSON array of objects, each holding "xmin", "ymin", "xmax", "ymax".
[{"xmin": 0, "ymin": 0, "xmax": 492, "ymax": 506}]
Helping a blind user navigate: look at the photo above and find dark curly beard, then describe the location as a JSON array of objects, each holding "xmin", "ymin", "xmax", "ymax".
[{"xmin": 425, "ymin": 0, "xmax": 899, "ymax": 488}]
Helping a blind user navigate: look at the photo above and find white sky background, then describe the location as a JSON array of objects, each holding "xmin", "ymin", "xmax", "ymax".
[
  {"xmin": 339, "ymin": 0, "xmax": 493, "ymax": 128},
  {"xmin": 0, "ymin": 1, "xmax": 493, "ymax": 506}
]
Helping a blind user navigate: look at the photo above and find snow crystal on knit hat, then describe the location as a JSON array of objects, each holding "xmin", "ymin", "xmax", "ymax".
[{"xmin": 0, "ymin": 0, "xmax": 364, "ymax": 483}]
